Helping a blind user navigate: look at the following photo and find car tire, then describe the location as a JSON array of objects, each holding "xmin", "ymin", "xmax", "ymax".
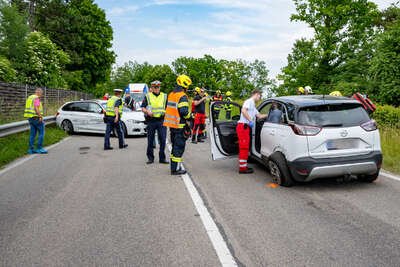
[
  {"xmin": 61, "ymin": 120, "xmax": 74, "ymax": 134},
  {"xmin": 358, "ymin": 169, "xmax": 380, "ymax": 183},
  {"xmin": 268, "ymin": 153, "xmax": 294, "ymax": 187}
]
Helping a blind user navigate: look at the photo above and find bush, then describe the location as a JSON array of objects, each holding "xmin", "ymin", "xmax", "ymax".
[{"xmin": 372, "ymin": 105, "xmax": 400, "ymax": 128}]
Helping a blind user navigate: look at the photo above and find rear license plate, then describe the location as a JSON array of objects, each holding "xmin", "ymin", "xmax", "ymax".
[{"xmin": 326, "ymin": 139, "xmax": 357, "ymax": 150}]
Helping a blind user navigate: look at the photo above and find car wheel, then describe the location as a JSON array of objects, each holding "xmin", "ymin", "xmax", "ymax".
[
  {"xmin": 61, "ymin": 120, "xmax": 74, "ymax": 134},
  {"xmin": 358, "ymin": 169, "xmax": 380, "ymax": 183},
  {"xmin": 268, "ymin": 153, "xmax": 294, "ymax": 187}
]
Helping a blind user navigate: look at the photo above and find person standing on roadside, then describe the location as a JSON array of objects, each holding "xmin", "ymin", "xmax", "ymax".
[
  {"xmin": 192, "ymin": 87, "xmax": 207, "ymax": 143},
  {"xmin": 236, "ymin": 90, "xmax": 267, "ymax": 174},
  {"xmin": 104, "ymin": 89, "xmax": 128, "ymax": 150},
  {"xmin": 141, "ymin": 80, "xmax": 168, "ymax": 164},
  {"xmin": 164, "ymin": 74, "xmax": 192, "ymax": 175},
  {"xmin": 24, "ymin": 87, "xmax": 47, "ymax": 154}
]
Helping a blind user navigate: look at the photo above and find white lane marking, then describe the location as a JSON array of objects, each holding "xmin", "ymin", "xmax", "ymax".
[
  {"xmin": 0, "ymin": 137, "xmax": 71, "ymax": 177},
  {"xmin": 167, "ymin": 142, "xmax": 237, "ymax": 267},
  {"xmin": 381, "ymin": 170, "xmax": 400, "ymax": 182}
]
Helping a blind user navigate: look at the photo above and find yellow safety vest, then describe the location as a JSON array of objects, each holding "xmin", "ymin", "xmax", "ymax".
[
  {"xmin": 24, "ymin": 94, "xmax": 43, "ymax": 118},
  {"xmin": 106, "ymin": 96, "xmax": 123, "ymax": 116},
  {"xmin": 225, "ymin": 97, "xmax": 233, "ymax": 111},
  {"xmin": 146, "ymin": 92, "xmax": 167, "ymax": 118}
]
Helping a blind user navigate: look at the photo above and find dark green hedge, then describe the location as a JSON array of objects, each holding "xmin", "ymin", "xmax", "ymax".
[{"xmin": 373, "ymin": 105, "xmax": 400, "ymax": 128}]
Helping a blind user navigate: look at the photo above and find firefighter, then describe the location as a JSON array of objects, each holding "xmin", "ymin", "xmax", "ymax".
[
  {"xmin": 212, "ymin": 90, "xmax": 223, "ymax": 119},
  {"xmin": 236, "ymin": 90, "xmax": 267, "ymax": 174},
  {"xmin": 192, "ymin": 87, "xmax": 207, "ymax": 143},
  {"xmin": 104, "ymin": 89, "xmax": 128, "ymax": 150},
  {"xmin": 141, "ymin": 80, "xmax": 168, "ymax": 164},
  {"xmin": 224, "ymin": 91, "xmax": 233, "ymax": 120},
  {"xmin": 163, "ymin": 74, "xmax": 192, "ymax": 175}
]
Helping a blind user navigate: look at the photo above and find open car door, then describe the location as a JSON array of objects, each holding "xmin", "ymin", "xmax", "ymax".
[{"xmin": 209, "ymin": 100, "xmax": 241, "ymax": 160}]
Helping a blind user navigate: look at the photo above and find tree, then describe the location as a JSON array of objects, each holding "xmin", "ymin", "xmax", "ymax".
[
  {"xmin": 280, "ymin": 0, "xmax": 379, "ymax": 95},
  {"xmin": 0, "ymin": 55, "xmax": 16, "ymax": 82},
  {"xmin": 0, "ymin": 1, "xmax": 29, "ymax": 65},
  {"xmin": 18, "ymin": 31, "xmax": 69, "ymax": 88},
  {"xmin": 369, "ymin": 17, "xmax": 400, "ymax": 106},
  {"xmin": 35, "ymin": 0, "xmax": 115, "ymax": 92}
]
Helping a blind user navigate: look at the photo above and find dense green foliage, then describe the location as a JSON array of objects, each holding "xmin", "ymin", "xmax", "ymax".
[
  {"xmin": 0, "ymin": 55, "xmax": 16, "ymax": 81},
  {"xmin": 372, "ymin": 104, "xmax": 400, "ymax": 128},
  {"xmin": 278, "ymin": 1, "xmax": 400, "ymax": 106},
  {"xmin": 102, "ymin": 55, "xmax": 272, "ymax": 98},
  {"xmin": 0, "ymin": 0, "xmax": 114, "ymax": 93},
  {"xmin": 19, "ymin": 31, "xmax": 69, "ymax": 88}
]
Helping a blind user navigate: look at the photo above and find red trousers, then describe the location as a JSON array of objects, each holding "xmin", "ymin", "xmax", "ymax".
[
  {"xmin": 193, "ymin": 113, "xmax": 206, "ymax": 136},
  {"xmin": 236, "ymin": 123, "xmax": 250, "ymax": 171}
]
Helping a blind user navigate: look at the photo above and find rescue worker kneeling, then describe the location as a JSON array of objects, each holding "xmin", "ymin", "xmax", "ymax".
[
  {"xmin": 104, "ymin": 89, "xmax": 128, "ymax": 150},
  {"xmin": 164, "ymin": 74, "xmax": 192, "ymax": 175}
]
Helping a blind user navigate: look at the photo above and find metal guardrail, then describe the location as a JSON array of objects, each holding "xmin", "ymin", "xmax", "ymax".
[{"xmin": 0, "ymin": 116, "xmax": 56, "ymax": 138}]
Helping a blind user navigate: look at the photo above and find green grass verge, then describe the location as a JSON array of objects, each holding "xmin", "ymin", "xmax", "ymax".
[
  {"xmin": 380, "ymin": 127, "xmax": 400, "ymax": 174},
  {"xmin": 0, "ymin": 124, "xmax": 67, "ymax": 169}
]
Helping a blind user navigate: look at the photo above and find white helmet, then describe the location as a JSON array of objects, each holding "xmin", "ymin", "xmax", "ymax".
[{"xmin": 305, "ymin": 86, "xmax": 313, "ymax": 94}]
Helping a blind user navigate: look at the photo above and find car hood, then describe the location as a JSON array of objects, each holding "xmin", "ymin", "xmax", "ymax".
[{"xmin": 122, "ymin": 111, "xmax": 145, "ymax": 121}]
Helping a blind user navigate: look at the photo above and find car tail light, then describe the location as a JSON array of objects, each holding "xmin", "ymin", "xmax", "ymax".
[
  {"xmin": 361, "ymin": 120, "xmax": 377, "ymax": 131},
  {"xmin": 290, "ymin": 124, "xmax": 322, "ymax": 136}
]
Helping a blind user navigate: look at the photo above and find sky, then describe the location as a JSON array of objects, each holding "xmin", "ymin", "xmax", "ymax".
[{"xmin": 94, "ymin": 0, "xmax": 395, "ymax": 79}]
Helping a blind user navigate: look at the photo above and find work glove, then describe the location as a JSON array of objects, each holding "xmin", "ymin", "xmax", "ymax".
[{"xmin": 248, "ymin": 121, "xmax": 255, "ymax": 128}]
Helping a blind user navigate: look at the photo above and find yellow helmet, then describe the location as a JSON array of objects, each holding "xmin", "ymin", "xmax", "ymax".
[
  {"xmin": 176, "ymin": 74, "xmax": 192, "ymax": 89},
  {"xmin": 216, "ymin": 90, "xmax": 221, "ymax": 94},
  {"xmin": 195, "ymin": 87, "xmax": 201, "ymax": 93},
  {"xmin": 226, "ymin": 91, "xmax": 232, "ymax": 97},
  {"xmin": 329, "ymin": 91, "xmax": 342, "ymax": 97},
  {"xmin": 297, "ymin": 87, "xmax": 305, "ymax": 94}
]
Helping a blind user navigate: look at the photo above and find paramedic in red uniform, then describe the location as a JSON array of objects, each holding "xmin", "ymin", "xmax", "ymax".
[{"xmin": 236, "ymin": 90, "xmax": 267, "ymax": 174}]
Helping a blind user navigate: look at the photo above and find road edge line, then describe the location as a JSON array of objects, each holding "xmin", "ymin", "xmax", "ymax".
[
  {"xmin": 167, "ymin": 143, "xmax": 237, "ymax": 267},
  {"xmin": 0, "ymin": 136, "xmax": 71, "ymax": 177},
  {"xmin": 380, "ymin": 170, "xmax": 400, "ymax": 182}
]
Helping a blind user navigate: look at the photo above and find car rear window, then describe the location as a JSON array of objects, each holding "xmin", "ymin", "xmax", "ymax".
[{"xmin": 297, "ymin": 104, "xmax": 370, "ymax": 127}]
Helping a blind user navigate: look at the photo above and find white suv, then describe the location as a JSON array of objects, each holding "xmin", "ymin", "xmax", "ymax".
[{"xmin": 209, "ymin": 95, "xmax": 383, "ymax": 187}]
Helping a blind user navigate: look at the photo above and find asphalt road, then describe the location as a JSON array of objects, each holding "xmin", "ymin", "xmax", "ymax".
[{"xmin": 1, "ymin": 134, "xmax": 399, "ymax": 266}]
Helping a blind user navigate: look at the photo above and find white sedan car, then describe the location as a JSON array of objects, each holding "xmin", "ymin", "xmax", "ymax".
[{"xmin": 56, "ymin": 100, "xmax": 146, "ymax": 136}]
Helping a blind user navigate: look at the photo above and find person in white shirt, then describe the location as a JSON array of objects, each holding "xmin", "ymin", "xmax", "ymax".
[{"xmin": 236, "ymin": 90, "xmax": 267, "ymax": 174}]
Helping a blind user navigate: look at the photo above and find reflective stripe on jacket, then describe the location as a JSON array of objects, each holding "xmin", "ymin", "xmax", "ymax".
[
  {"xmin": 146, "ymin": 92, "xmax": 167, "ymax": 118},
  {"xmin": 106, "ymin": 96, "xmax": 123, "ymax": 116},
  {"xmin": 163, "ymin": 91, "xmax": 189, "ymax": 128},
  {"xmin": 24, "ymin": 95, "xmax": 43, "ymax": 118}
]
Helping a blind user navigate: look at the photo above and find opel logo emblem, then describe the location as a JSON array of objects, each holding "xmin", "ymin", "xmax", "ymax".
[{"xmin": 340, "ymin": 130, "xmax": 348, "ymax": 137}]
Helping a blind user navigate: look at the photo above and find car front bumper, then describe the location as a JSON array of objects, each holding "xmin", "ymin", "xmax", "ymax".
[
  {"xmin": 127, "ymin": 122, "xmax": 147, "ymax": 136},
  {"xmin": 287, "ymin": 151, "xmax": 383, "ymax": 182}
]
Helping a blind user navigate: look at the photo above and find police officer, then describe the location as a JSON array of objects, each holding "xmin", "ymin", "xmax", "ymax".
[
  {"xmin": 163, "ymin": 74, "xmax": 192, "ymax": 175},
  {"xmin": 104, "ymin": 89, "xmax": 128, "ymax": 150},
  {"xmin": 141, "ymin": 80, "xmax": 168, "ymax": 164},
  {"xmin": 24, "ymin": 87, "xmax": 47, "ymax": 154}
]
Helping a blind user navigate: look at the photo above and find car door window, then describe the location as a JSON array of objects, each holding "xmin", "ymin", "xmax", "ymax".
[
  {"xmin": 259, "ymin": 103, "xmax": 272, "ymax": 115},
  {"xmin": 88, "ymin": 103, "xmax": 103, "ymax": 113},
  {"xmin": 69, "ymin": 102, "xmax": 89, "ymax": 112}
]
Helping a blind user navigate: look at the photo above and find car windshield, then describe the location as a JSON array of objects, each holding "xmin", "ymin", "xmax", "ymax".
[
  {"xmin": 132, "ymin": 93, "xmax": 145, "ymax": 103},
  {"xmin": 297, "ymin": 103, "xmax": 370, "ymax": 127}
]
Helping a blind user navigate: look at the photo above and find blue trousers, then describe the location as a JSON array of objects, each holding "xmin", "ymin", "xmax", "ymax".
[
  {"xmin": 170, "ymin": 128, "xmax": 186, "ymax": 172},
  {"xmin": 146, "ymin": 120, "xmax": 166, "ymax": 162},
  {"xmin": 104, "ymin": 116, "xmax": 124, "ymax": 149},
  {"xmin": 28, "ymin": 118, "xmax": 45, "ymax": 150}
]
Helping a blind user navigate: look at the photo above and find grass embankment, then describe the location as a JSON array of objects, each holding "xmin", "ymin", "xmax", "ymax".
[
  {"xmin": 380, "ymin": 127, "xmax": 400, "ymax": 174},
  {"xmin": 0, "ymin": 124, "xmax": 67, "ymax": 169}
]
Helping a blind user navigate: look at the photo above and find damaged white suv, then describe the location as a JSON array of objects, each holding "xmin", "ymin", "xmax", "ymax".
[{"xmin": 209, "ymin": 95, "xmax": 383, "ymax": 187}]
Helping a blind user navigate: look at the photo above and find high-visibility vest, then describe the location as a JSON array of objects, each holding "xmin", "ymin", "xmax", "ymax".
[
  {"xmin": 225, "ymin": 97, "xmax": 233, "ymax": 111},
  {"xmin": 146, "ymin": 92, "xmax": 167, "ymax": 118},
  {"xmin": 106, "ymin": 96, "xmax": 123, "ymax": 116},
  {"xmin": 163, "ymin": 91, "xmax": 189, "ymax": 129},
  {"xmin": 24, "ymin": 94, "xmax": 43, "ymax": 118}
]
